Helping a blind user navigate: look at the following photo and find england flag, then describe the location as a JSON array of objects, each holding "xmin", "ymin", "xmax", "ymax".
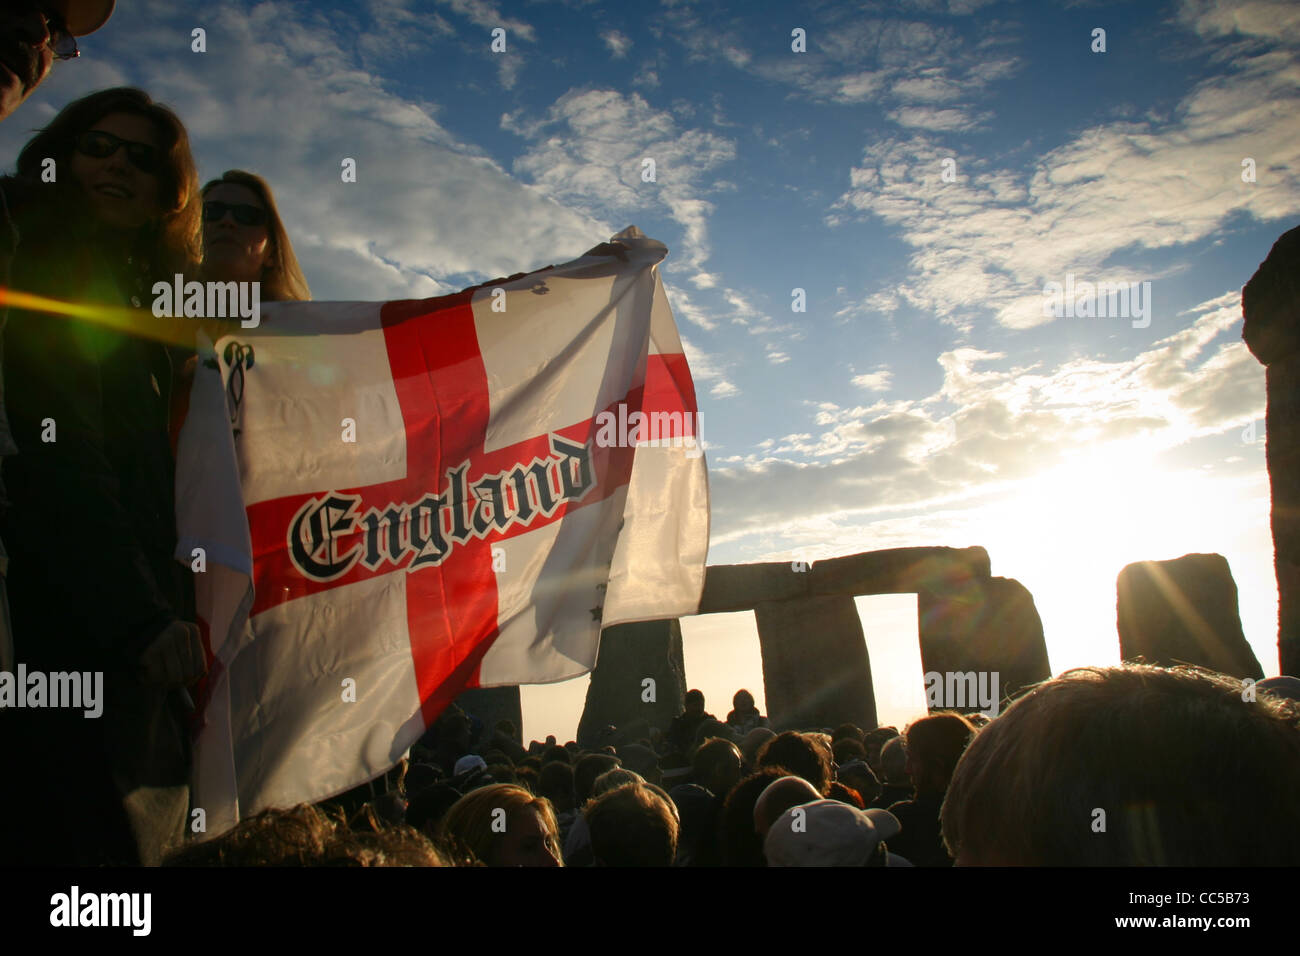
[{"xmin": 178, "ymin": 227, "xmax": 709, "ymax": 834}]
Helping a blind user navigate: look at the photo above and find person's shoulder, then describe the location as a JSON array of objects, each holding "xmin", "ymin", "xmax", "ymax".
[
  {"xmin": 886, "ymin": 798, "xmax": 918, "ymax": 818},
  {"xmin": 0, "ymin": 175, "xmax": 44, "ymax": 219}
]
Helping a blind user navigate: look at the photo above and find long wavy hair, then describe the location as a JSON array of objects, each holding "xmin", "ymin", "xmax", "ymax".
[
  {"xmin": 15, "ymin": 87, "xmax": 202, "ymax": 278},
  {"xmin": 201, "ymin": 169, "xmax": 311, "ymax": 302}
]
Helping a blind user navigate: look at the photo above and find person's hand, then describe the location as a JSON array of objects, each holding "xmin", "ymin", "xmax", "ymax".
[
  {"xmin": 139, "ymin": 620, "xmax": 206, "ymax": 688},
  {"xmin": 582, "ymin": 241, "xmax": 630, "ymax": 261}
]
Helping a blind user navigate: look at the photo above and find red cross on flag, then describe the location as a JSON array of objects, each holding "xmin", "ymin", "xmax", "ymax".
[{"xmin": 178, "ymin": 228, "xmax": 709, "ymax": 833}]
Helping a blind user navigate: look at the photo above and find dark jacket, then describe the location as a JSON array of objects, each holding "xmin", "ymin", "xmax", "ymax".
[{"xmin": 0, "ymin": 176, "xmax": 194, "ymax": 863}]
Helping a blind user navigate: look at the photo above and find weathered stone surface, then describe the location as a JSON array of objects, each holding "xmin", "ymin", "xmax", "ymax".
[
  {"xmin": 918, "ymin": 576, "xmax": 1050, "ymax": 709},
  {"xmin": 1267, "ymin": 356, "xmax": 1300, "ymax": 677},
  {"xmin": 809, "ymin": 546, "xmax": 990, "ymax": 597},
  {"xmin": 754, "ymin": 594, "xmax": 877, "ymax": 732},
  {"xmin": 576, "ymin": 619, "xmax": 686, "ymax": 746},
  {"xmin": 1117, "ymin": 553, "xmax": 1263, "ymax": 680},
  {"xmin": 453, "ymin": 686, "xmax": 523, "ymax": 746},
  {"xmin": 699, "ymin": 561, "xmax": 811, "ymax": 613},
  {"xmin": 1242, "ymin": 224, "xmax": 1300, "ymax": 366},
  {"xmin": 1243, "ymin": 224, "xmax": 1300, "ymax": 676}
]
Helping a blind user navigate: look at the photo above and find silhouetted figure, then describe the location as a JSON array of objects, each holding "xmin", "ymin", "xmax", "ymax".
[
  {"xmin": 886, "ymin": 714, "xmax": 974, "ymax": 866},
  {"xmin": 726, "ymin": 688, "xmax": 769, "ymax": 736},
  {"xmin": 668, "ymin": 688, "xmax": 715, "ymax": 755}
]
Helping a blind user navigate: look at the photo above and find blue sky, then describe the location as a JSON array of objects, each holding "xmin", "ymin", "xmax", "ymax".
[{"xmin": 7, "ymin": 0, "xmax": 1296, "ymax": 739}]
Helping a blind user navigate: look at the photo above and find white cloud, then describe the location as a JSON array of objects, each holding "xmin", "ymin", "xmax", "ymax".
[
  {"xmin": 601, "ymin": 29, "xmax": 632, "ymax": 58},
  {"xmin": 832, "ymin": 36, "xmax": 1300, "ymax": 329},
  {"xmin": 707, "ymin": 293, "xmax": 1262, "ymax": 538},
  {"xmin": 505, "ymin": 89, "xmax": 735, "ymax": 272},
  {"xmin": 435, "ymin": 0, "xmax": 537, "ymax": 42},
  {"xmin": 852, "ymin": 369, "xmax": 894, "ymax": 391}
]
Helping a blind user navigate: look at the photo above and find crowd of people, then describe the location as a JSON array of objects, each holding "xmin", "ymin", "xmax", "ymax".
[{"xmin": 168, "ymin": 672, "xmax": 1300, "ymax": 867}]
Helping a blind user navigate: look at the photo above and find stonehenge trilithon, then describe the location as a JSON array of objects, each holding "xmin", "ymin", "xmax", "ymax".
[
  {"xmin": 1117, "ymin": 553, "xmax": 1263, "ymax": 680},
  {"xmin": 575, "ymin": 546, "xmax": 1052, "ymax": 737},
  {"xmin": 1242, "ymin": 223, "xmax": 1300, "ymax": 677}
]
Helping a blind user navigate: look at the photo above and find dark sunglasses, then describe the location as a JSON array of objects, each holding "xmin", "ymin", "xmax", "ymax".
[
  {"xmin": 74, "ymin": 130, "xmax": 161, "ymax": 174},
  {"xmin": 21, "ymin": 3, "xmax": 78, "ymax": 59},
  {"xmin": 203, "ymin": 201, "xmax": 269, "ymax": 227}
]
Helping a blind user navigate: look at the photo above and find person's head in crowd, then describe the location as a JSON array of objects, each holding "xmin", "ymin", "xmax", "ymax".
[
  {"xmin": 827, "ymin": 780, "xmax": 865, "ymax": 808},
  {"xmin": 720, "ymin": 766, "xmax": 792, "ymax": 866},
  {"xmin": 585, "ymin": 782, "xmax": 679, "ymax": 867},
  {"xmin": 904, "ymin": 713, "xmax": 974, "ymax": 796},
  {"xmin": 692, "ymin": 737, "xmax": 743, "ymax": 798},
  {"xmin": 0, "ymin": 0, "xmax": 114, "ymax": 122},
  {"xmin": 482, "ymin": 749, "xmax": 511, "ymax": 767},
  {"xmin": 667, "ymin": 783, "xmax": 715, "ymax": 866},
  {"xmin": 17, "ymin": 86, "xmax": 201, "ymax": 273},
  {"xmin": 541, "ymin": 744, "xmax": 571, "ymax": 766},
  {"xmin": 591, "ymin": 767, "xmax": 642, "ymax": 800},
  {"xmin": 200, "ymin": 170, "xmax": 309, "ymax": 301},
  {"xmin": 764, "ymin": 801, "xmax": 902, "ymax": 867},
  {"xmin": 537, "ymin": 761, "xmax": 576, "ymax": 815},
  {"xmin": 740, "ymin": 726, "xmax": 776, "ymax": 769},
  {"xmin": 484, "ymin": 763, "xmax": 516, "ymax": 786},
  {"xmin": 757, "ymin": 731, "xmax": 833, "ymax": 796},
  {"xmin": 732, "ymin": 689, "xmax": 756, "ymax": 714},
  {"xmin": 683, "ymin": 689, "xmax": 706, "ymax": 716},
  {"xmin": 164, "ymin": 804, "xmax": 449, "ymax": 866},
  {"xmin": 438, "ymin": 783, "xmax": 562, "ymax": 867},
  {"xmin": 832, "ymin": 723, "xmax": 864, "ymax": 745},
  {"xmin": 942, "ymin": 665, "xmax": 1300, "ymax": 866},
  {"xmin": 564, "ymin": 741, "xmax": 580, "ymax": 755},
  {"xmin": 513, "ymin": 765, "xmax": 538, "ymax": 795},
  {"xmin": 405, "ymin": 782, "xmax": 463, "ymax": 835},
  {"xmin": 545, "ymin": 735, "xmax": 557, "ymax": 748},
  {"xmin": 453, "ymin": 753, "xmax": 486, "ymax": 779},
  {"xmin": 753, "ymin": 775, "xmax": 820, "ymax": 838},
  {"xmin": 363, "ymin": 791, "xmax": 407, "ymax": 829},
  {"xmin": 494, "ymin": 719, "xmax": 518, "ymax": 740},
  {"xmin": 879, "ymin": 736, "xmax": 909, "ymax": 787},
  {"xmin": 693, "ymin": 718, "xmax": 735, "ymax": 749},
  {"xmin": 833, "ymin": 737, "xmax": 867, "ymax": 767},
  {"xmin": 863, "ymin": 726, "xmax": 900, "ymax": 775},
  {"xmin": 617, "ymin": 742, "xmax": 662, "ymax": 785},
  {"xmin": 402, "ymin": 762, "xmax": 442, "ymax": 797},
  {"xmin": 836, "ymin": 760, "xmax": 881, "ymax": 804},
  {"xmin": 574, "ymin": 753, "xmax": 620, "ymax": 806},
  {"xmin": 1258, "ymin": 675, "xmax": 1300, "ymax": 704}
]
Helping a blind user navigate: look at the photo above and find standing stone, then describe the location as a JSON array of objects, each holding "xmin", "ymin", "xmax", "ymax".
[
  {"xmin": 753, "ymin": 594, "xmax": 877, "ymax": 732},
  {"xmin": 918, "ymin": 576, "xmax": 1049, "ymax": 709},
  {"xmin": 577, "ymin": 619, "xmax": 686, "ymax": 747},
  {"xmin": 1117, "ymin": 553, "xmax": 1263, "ymax": 680},
  {"xmin": 1242, "ymin": 223, "xmax": 1300, "ymax": 676}
]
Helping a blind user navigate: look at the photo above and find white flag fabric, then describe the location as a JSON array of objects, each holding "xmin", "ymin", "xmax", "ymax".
[{"xmin": 178, "ymin": 228, "xmax": 708, "ymax": 832}]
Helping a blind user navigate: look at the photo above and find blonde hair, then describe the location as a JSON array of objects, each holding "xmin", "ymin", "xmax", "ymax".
[
  {"xmin": 201, "ymin": 169, "xmax": 310, "ymax": 301},
  {"xmin": 438, "ymin": 783, "xmax": 562, "ymax": 866}
]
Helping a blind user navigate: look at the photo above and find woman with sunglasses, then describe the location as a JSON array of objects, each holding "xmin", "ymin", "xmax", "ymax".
[
  {"xmin": 165, "ymin": 169, "xmax": 311, "ymax": 446},
  {"xmin": 0, "ymin": 87, "xmax": 205, "ymax": 865},
  {"xmin": 200, "ymin": 169, "xmax": 310, "ymax": 301}
]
